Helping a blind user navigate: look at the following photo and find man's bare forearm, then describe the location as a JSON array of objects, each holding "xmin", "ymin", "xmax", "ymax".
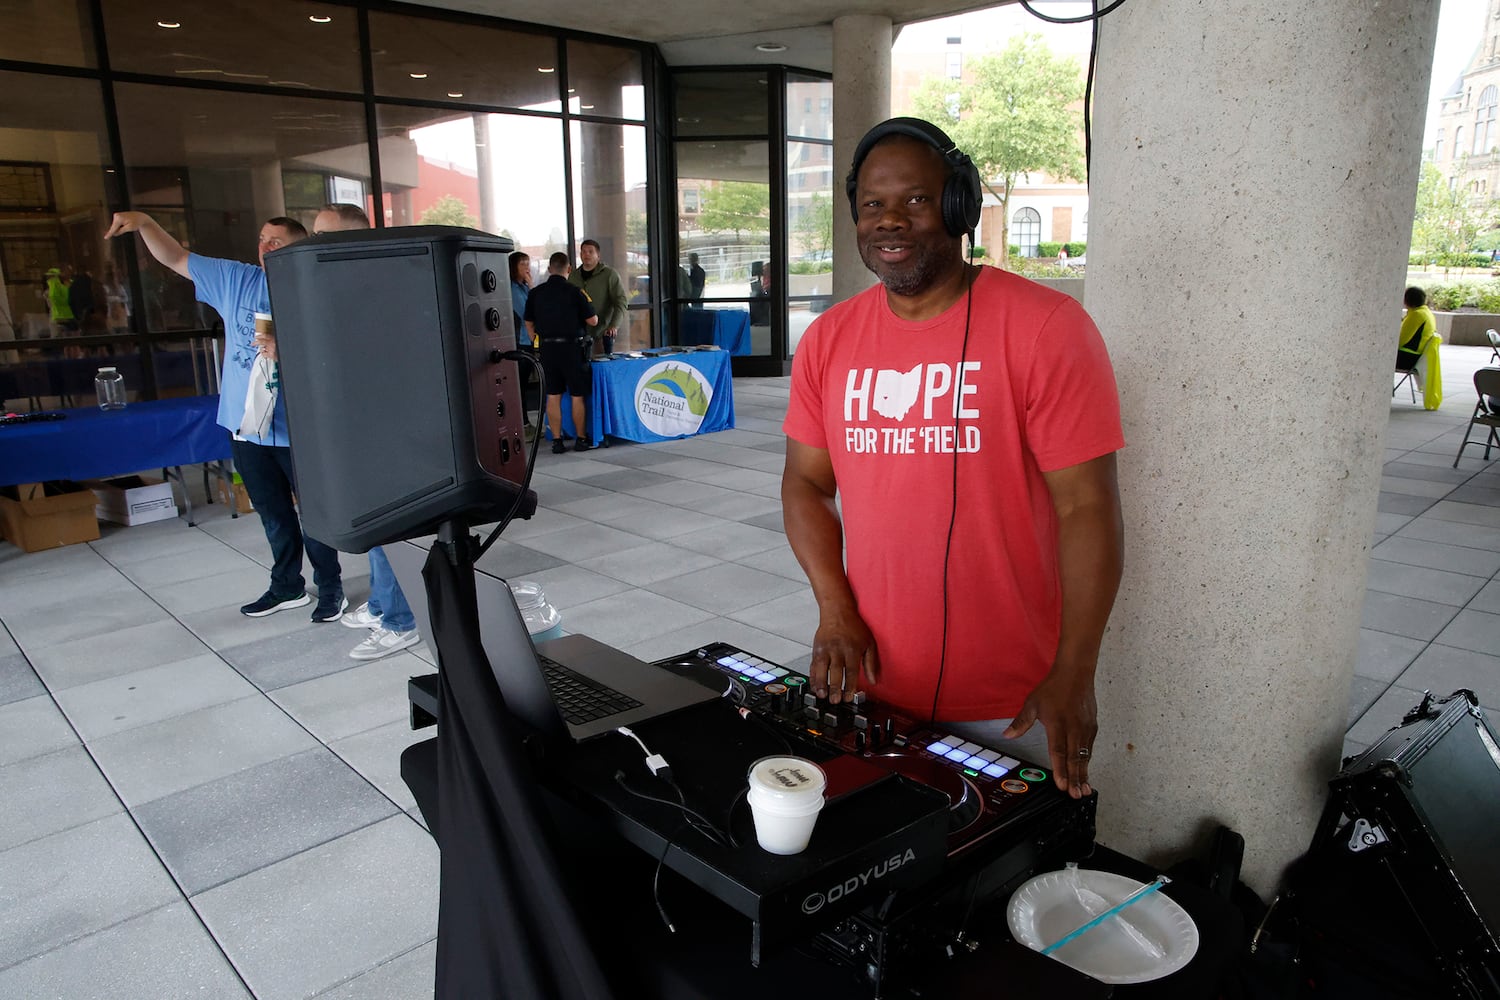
[
  {"xmin": 782, "ymin": 478, "xmax": 857, "ymax": 613},
  {"xmin": 106, "ymin": 212, "xmax": 190, "ymax": 278},
  {"xmin": 1049, "ymin": 459, "xmax": 1124, "ymax": 677}
]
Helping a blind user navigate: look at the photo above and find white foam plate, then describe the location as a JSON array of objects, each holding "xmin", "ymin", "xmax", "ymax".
[{"xmin": 1007, "ymin": 869, "xmax": 1199, "ymax": 985}]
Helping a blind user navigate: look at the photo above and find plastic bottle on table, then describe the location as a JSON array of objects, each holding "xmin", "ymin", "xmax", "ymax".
[{"xmin": 95, "ymin": 366, "xmax": 126, "ymax": 410}]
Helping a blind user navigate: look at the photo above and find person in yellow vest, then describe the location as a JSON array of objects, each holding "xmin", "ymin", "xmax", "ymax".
[
  {"xmin": 43, "ymin": 267, "xmax": 77, "ymax": 336},
  {"xmin": 1396, "ymin": 286, "xmax": 1442, "ymax": 411}
]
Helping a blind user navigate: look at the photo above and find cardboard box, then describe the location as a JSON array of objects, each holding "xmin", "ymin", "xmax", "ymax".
[
  {"xmin": 0, "ymin": 482, "xmax": 102, "ymax": 552},
  {"xmin": 89, "ymin": 476, "xmax": 179, "ymax": 527},
  {"xmin": 217, "ymin": 477, "xmax": 254, "ymax": 514}
]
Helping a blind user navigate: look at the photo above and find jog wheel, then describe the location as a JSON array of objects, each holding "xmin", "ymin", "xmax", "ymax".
[{"xmin": 874, "ymin": 752, "xmax": 982, "ymax": 834}]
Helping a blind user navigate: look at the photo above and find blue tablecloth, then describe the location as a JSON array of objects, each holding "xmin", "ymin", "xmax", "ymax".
[
  {"xmin": 558, "ymin": 350, "xmax": 735, "ymax": 445},
  {"xmin": 0, "ymin": 395, "xmax": 232, "ymax": 486},
  {"xmin": 679, "ymin": 308, "xmax": 751, "ymax": 355}
]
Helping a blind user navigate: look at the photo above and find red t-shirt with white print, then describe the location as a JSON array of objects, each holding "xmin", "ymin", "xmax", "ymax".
[{"xmin": 783, "ymin": 266, "xmax": 1123, "ymax": 721}]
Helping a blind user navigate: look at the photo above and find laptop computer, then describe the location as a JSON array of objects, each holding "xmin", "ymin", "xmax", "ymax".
[{"xmin": 386, "ymin": 540, "xmax": 721, "ymax": 741}]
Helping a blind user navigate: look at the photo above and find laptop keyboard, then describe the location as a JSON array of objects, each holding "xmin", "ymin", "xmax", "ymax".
[{"xmin": 539, "ymin": 655, "xmax": 643, "ymax": 725}]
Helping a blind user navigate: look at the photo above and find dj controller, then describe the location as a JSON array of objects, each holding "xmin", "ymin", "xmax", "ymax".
[
  {"xmin": 657, "ymin": 641, "xmax": 1093, "ymax": 856},
  {"xmin": 406, "ymin": 637, "xmax": 1096, "ymax": 997},
  {"xmin": 653, "ymin": 642, "xmax": 1098, "ymax": 995}
]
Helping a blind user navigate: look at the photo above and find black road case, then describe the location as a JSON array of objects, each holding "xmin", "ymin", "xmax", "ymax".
[{"xmin": 1286, "ymin": 690, "xmax": 1500, "ymax": 998}]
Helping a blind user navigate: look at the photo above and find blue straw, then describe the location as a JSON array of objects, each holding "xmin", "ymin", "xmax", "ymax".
[{"xmin": 1040, "ymin": 875, "xmax": 1171, "ymax": 956}]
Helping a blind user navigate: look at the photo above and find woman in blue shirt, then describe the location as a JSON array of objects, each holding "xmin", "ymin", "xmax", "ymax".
[{"xmin": 510, "ymin": 251, "xmax": 532, "ymax": 347}]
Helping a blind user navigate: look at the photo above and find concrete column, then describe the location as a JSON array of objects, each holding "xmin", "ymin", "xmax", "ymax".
[
  {"xmin": 1085, "ymin": 1, "xmax": 1439, "ymax": 895},
  {"xmin": 249, "ymin": 162, "xmax": 287, "ymax": 222},
  {"xmin": 832, "ymin": 14, "xmax": 891, "ymax": 303}
]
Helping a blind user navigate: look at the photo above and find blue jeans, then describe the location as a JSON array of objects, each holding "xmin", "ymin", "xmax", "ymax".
[
  {"xmin": 367, "ymin": 546, "xmax": 415, "ymax": 633},
  {"xmin": 231, "ymin": 439, "xmax": 342, "ymax": 601}
]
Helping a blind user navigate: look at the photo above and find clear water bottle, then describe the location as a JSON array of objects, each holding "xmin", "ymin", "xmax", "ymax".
[{"xmin": 95, "ymin": 367, "xmax": 126, "ymax": 410}]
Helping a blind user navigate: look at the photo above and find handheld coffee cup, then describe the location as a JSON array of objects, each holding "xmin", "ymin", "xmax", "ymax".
[
  {"xmin": 253, "ymin": 312, "xmax": 274, "ymax": 356},
  {"xmin": 746, "ymin": 756, "xmax": 827, "ymax": 855}
]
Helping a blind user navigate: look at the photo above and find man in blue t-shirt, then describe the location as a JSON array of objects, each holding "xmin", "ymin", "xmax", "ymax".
[{"xmin": 106, "ymin": 211, "xmax": 345, "ymax": 622}]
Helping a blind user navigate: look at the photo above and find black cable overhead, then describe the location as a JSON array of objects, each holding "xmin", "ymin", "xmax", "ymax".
[{"xmin": 1018, "ymin": 0, "xmax": 1130, "ymax": 180}]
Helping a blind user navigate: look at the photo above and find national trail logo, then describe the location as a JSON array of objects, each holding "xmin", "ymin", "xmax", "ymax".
[{"xmin": 634, "ymin": 361, "xmax": 713, "ymax": 437}]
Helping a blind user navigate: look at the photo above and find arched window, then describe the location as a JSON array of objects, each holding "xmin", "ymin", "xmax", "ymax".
[
  {"xmin": 1455, "ymin": 125, "xmax": 1465, "ymax": 159},
  {"xmin": 1476, "ymin": 86, "xmax": 1498, "ymax": 155},
  {"xmin": 1012, "ymin": 207, "xmax": 1041, "ymax": 257},
  {"xmin": 1435, "ymin": 128, "xmax": 1444, "ymax": 162}
]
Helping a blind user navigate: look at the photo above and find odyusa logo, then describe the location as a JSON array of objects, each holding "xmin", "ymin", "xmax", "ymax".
[{"xmin": 634, "ymin": 362, "xmax": 713, "ymax": 437}]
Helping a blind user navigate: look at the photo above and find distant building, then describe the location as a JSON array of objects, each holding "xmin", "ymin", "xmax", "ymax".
[{"xmin": 1432, "ymin": 1, "xmax": 1500, "ymax": 201}]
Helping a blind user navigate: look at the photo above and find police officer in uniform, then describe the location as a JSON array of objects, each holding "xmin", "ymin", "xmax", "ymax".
[{"xmin": 524, "ymin": 251, "xmax": 599, "ymax": 453}]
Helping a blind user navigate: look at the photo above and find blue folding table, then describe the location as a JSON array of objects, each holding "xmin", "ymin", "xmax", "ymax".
[
  {"xmin": 0, "ymin": 395, "xmax": 234, "ymax": 525},
  {"xmin": 555, "ymin": 349, "xmax": 735, "ymax": 446}
]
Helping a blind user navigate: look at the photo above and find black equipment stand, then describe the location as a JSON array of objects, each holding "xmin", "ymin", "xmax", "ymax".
[{"xmin": 421, "ymin": 516, "xmax": 615, "ymax": 1000}]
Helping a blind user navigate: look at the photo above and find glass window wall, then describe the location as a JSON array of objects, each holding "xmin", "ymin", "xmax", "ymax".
[
  {"xmin": 0, "ymin": 70, "xmax": 116, "ymax": 408},
  {"xmin": 674, "ymin": 139, "xmax": 770, "ymax": 356},
  {"xmin": 103, "ymin": 0, "xmax": 362, "ymax": 93},
  {"xmin": 566, "ymin": 41, "xmax": 644, "ymax": 121},
  {"xmin": 114, "ymin": 83, "xmax": 370, "ymax": 333},
  {"xmin": 0, "ymin": 0, "xmax": 94, "ymax": 67},
  {"xmin": 376, "ymin": 107, "xmax": 568, "ymax": 261},
  {"xmin": 369, "ymin": 12, "xmax": 561, "ymax": 112},
  {"xmin": 787, "ymin": 138, "xmax": 833, "ymax": 355},
  {"xmin": 2, "ymin": 0, "xmax": 660, "ymax": 401},
  {"xmin": 673, "ymin": 71, "xmax": 768, "ymax": 137},
  {"xmin": 571, "ymin": 120, "xmax": 650, "ymax": 350}
]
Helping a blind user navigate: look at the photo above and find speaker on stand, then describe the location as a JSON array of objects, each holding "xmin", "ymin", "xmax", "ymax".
[{"xmin": 265, "ymin": 226, "xmax": 534, "ymax": 552}]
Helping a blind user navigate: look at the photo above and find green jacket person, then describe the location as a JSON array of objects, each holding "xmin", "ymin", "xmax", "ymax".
[{"xmin": 568, "ymin": 239, "xmax": 629, "ymax": 354}]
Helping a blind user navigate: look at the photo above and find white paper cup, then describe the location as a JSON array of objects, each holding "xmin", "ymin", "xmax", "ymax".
[{"xmin": 747, "ymin": 756, "xmax": 827, "ymax": 855}]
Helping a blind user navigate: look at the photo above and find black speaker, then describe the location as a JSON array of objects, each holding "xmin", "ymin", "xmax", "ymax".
[
  {"xmin": 264, "ymin": 226, "xmax": 532, "ymax": 553},
  {"xmin": 1284, "ymin": 690, "xmax": 1500, "ymax": 998}
]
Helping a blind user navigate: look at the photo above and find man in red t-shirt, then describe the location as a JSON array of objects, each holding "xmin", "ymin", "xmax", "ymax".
[{"xmin": 781, "ymin": 119, "xmax": 1124, "ymax": 798}]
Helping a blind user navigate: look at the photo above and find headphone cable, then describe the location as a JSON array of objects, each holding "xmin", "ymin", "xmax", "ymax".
[{"xmin": 927, "ymin": 247, "xmax": 978, "ymax": 726}]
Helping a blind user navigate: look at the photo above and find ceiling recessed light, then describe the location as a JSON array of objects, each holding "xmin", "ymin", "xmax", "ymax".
[
  {"xmin": 157, "ymin": 20, "xmax": 181, "ymax": 29},
  {"xmin": 447, "ymin": 91, "xmax": 463, "ymax": 98},
  {"xmin": 409, "ymin": 72, "xmax": 428, "ymax": 79},
  {"xmin": 538, "ymin": 66, "xmax": 555, "ymax": 73},
  {"xmin": 308, "ymin": 14, "xmax": 331, "ymax": 23},
  {"xmin": 677, "ymin": 116, "xmax": 700, "ymax": 124},
  {"xmin": 755, "ymin": 42, "xmax": 786, "ymax": 53},
  {"xmin": 568, "ymin": 88, "xmax": 576, "ymax": 93},
  {"xmin": 581, "ymin": 104, "xmax": 594, "ymax": 110}
]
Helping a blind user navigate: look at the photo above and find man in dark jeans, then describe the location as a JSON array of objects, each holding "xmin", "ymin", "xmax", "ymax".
[
  {"xmin": 525, "ymin": 251, "xmax": 598, "ymax": 454},
  {"xmin": 106, "ymin": 210, "xmax": 345, "ymax": 621}
]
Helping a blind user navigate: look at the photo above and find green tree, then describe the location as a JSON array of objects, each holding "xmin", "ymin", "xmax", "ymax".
[
  {"xmin": 418, "ymin": 193, "xmax": 478, "ymax": 228},
  {"xmin": 909, "ymin": 33, "xmax": 1084, "ymax": 254},
  {"xmin": 1411, "ymin": 160, "xmax": 1491, "ymax": 259},
  {"xmin": 793, "ymin": 193, "xmax": 834, "ymax": 266},
  {"xmin": 697, "ymin": 181, "xmax": 770, "ymax": 239},
  {"xmin": 626, "ymin": 210, "xmax": 648, "ymax": 249}
]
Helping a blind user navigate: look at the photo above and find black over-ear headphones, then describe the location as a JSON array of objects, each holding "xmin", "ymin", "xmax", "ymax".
[{"xmin": 845, "ymin": 117, "xmax": 983, "ymax": 239}]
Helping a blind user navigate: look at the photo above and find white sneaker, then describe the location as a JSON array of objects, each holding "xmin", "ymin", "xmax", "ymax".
[
  {"xmin": 340, "ymin": 602, "xmax": 382, "ymax": 630},
  {"xmin": 349, "ymin": 627, "xmax": 420, "ymax": 660}
]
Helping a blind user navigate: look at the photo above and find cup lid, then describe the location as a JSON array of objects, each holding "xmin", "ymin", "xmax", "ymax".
[
  {"xmin": 254, "ymin": 311, "xmax": 272, "ymax": 320},
  {"xmin": 748, "ymin": 756, "xmax": 826, "ymax": 800},
  {"xmin": 97, "ymin": 366, "xmax": 117, "ymax": 372}
]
